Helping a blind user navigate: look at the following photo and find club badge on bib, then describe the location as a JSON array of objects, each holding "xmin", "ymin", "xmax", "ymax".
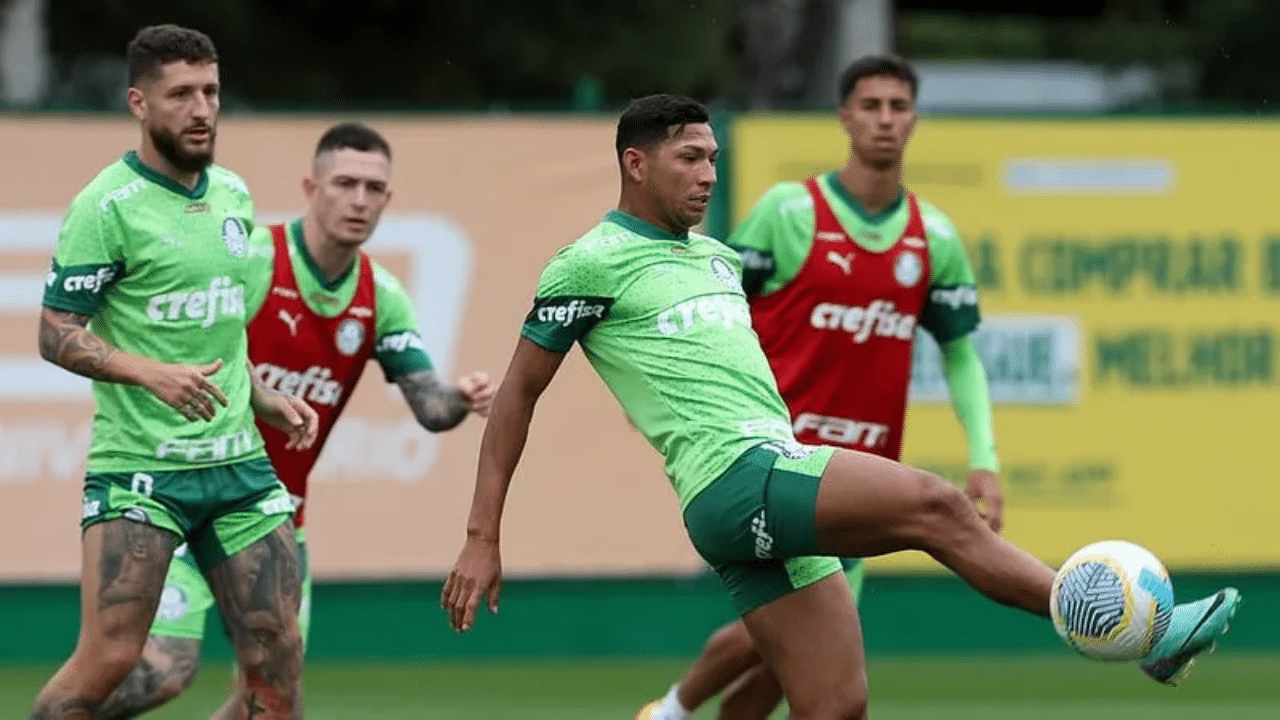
[{"xmin": 334, "ymin": 318, "xmax": 365, "ymax": 356}]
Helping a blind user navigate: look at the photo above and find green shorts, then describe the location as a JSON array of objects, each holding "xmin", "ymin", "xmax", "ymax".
[
  {"xmin": 81, "ymin": 456, "xmax": 294, "ymax": 571},
  {"xmin": 150, "ymin": 528, "xmax": 312, "ymax": 647},
  {"xmin": 683, "ymin": 441, "xmax": 844, "ymax": 615}
]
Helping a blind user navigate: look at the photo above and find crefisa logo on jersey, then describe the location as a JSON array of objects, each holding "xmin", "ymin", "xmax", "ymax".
[
  {"xmin": 334, "ymin": 318, "xmax": 365, "ymax": 356},
  {"xmin": 894, "ymin": 250, "xmax": 923, "ymax": 287},
  {"xmin": 221, "ymin": 217, "xmax": 248, "ymax": 258},
  {"xmin": 709, "ymin": 256, "xmax": 738, "ymax": 288}
]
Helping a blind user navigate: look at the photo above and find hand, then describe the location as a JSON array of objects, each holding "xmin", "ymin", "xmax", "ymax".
[
  {"xmin": 140, "ymin": 358, "xmax": 229, "ymax": 422},
  {"xmin": 455, "ymin": 371, "xmax": 494, "ymax": 417},
  {"xmin": 965, "ymin": 469, "xmax": 1005, "ymax": 534},
  {"xmin": 441, "ymin": 536, "xmax": 502, "ymax": 633},
  {"xmin": 255, "ymin": 393, "xmax": 319, "ymax": 450}
]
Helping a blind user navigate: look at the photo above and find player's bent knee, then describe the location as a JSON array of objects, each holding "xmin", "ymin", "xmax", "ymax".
[{"xmin": 907, "ymin": 469, "xmax": 980, "ymax": 550}]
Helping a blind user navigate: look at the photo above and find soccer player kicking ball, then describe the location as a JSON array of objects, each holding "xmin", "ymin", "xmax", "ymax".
[
  {"xmin": 442, "ymin": 94, "xmax": 1240, "ymax": 720},
  {"xmin": 96, "ymin": 122, "xmax": 494, "ymax": 720},
  {"xmin": 638, "ymin": 54, "xmax": 1006, "ymax": 720},
  {"xmin": 33, "ymin": 24, "xmax": 319, "ymax": 720}
]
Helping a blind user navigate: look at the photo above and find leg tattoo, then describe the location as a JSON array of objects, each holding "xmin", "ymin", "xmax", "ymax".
[
  {"xmin": 208, "ymin": 524, "xmax": 303, "ymax": 720},
  {"xmin": 97, "ymin": 636, "xmax": 202, "ymax": 719}
]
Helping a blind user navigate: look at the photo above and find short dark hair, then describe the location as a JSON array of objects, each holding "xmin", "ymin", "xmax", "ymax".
[
  {"xmin": 615, "ymin": 94, "xmax": 711, "ymax": 159},
  {"xmin": 314, "ymin": 122, "xmax": 392, "ymax": 161},
  {"xmin": 127, "ymin": 24, "xmax": 218, "ymax": 87},
  {"xmin": 837, "ymin": 54, "xmax": 919, "ymax": 103}
]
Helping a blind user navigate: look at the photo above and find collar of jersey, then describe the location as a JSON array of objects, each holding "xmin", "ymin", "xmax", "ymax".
[
  {"xmin": 822, "ymin": 171, "xmax": 903, "ymax": 225},
  {"xmin": 288, "ymin": 218, "xmax": 356, "ymax": 292},
  {"xmin": 606, "ymin": 210, "xmax": 690, "ymax": 242},
  {"xmin": 123, "ymin": 151, "xmax": 209, "ymax": 199}
]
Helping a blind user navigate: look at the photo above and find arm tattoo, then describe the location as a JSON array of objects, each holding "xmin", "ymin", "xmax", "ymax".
[
  {"xmin": 395, "ymin": 369, "xmax": 469, "ymax": 432},
  {"xmin": 37, "ymin": 308, "xmax": 121, "ymax": 381}
]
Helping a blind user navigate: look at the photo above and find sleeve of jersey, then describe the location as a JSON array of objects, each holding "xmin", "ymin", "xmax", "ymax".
[
  {"xmin": 725, "ymin": 183, "xmax": 795, "ymax": 297},
  {"xmin": 42, "ymin": 196, "xmax": 126, "ymax": 316},
  {"xmin": 940, "ymin": 336, "xmax": 1000, "ymax": 472},
  {"xmin": 372, "ymin": 267, "xmax": 435, "ymax": 382},
  {"xmin": 919, "ymin": 213, "xmax": 980, "ymax": 343},
  {"xmin": 520, "ymin": 250, "xmax": 615, "ymax": 353}
]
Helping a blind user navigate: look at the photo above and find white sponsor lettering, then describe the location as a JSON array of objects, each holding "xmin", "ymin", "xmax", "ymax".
[
  {"xmin": 155, "ymin": 429, "xmax": 256, "ymax": 463},
  {"xmin": 535, "ymin": 299, "xmax": 608, "ymax": 328},
  {"xmin": 258, "ymin": 495, "xmax": 294, "ymax": 516},
  {"xmin": 793, "ymin": 412, "xmax": 890, "ymax": 449},
  {"xmin": 145, "ymin": 276, "xmax": 245, "ymax": 328},
  {"xmin": 930, "ymin": 285, "xmax": 979, "ymax": 310},
  {"xmin": 739, "ymin": 417, "xmax": 793, "ymax": 440},
  {"xmin": 375, "ymin": 330, "xmax": 426, "ymax": 354},
  {"xmin": 255, "ymin": 363, "xmax": 345, "ymax": 407},
  {"xmin": 750, "ymin": 510, "xmax": 773, "ymax": 559},
  {"xmin": 61, "ymin": 266, "xmax": 116, "ymax": 294},
  {"xmin": 656, "ymin": 295, "xmax": 751, "ymax": 335},
  {"xmin": 98, "ymin": 179, "xmax": 145, "ymax": 211},
  {"xmin": 809, "ymin": 300, "xmax": 916, "ymax": 343}
]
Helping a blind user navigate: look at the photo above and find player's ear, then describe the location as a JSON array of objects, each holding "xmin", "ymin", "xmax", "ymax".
[
  {"xmin": 301, "ymin": 174, "xmax": 316, "ymax": 200},
  {"xmin": 836, "ymin": 101, "xmax": 855, "ymax": 136},
  {"xmin": 621, "ymin": 147, "xmax": 646, "ymax": 184},
  {"xmin": 126, "ymin": 86, "xmax": 146, "ymax": 123}
]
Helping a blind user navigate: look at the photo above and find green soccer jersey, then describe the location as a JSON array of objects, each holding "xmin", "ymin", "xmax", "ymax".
[
  {"xmin": 730, "ymin": 172, "xmax": 979, "ymax": 341},
  {"xmin": 243, "ymin": 219, "xmax": 434, "ymax": 380},
  {"xmin": 42, "ymin": 152, "xmax": 266, "ymax": 472},
  {"xmin": 522, "ymin": 210, "xmax": 796, "ymax": 507}
]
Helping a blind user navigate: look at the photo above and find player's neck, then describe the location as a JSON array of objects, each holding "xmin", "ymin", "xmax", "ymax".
[
  {"xmin": 616, "ymin": 195, "xmax": 685, "ymax": 235},
  {"xmin": 300, "ymin": 215, "xmax": 358, "ymax": 283},
  {"xmin": 836, "ymin": 161, "xmax": 903, "ymax": 216},
  {"xmin": 135, "ymin": 143, "xmax": 202, "ymax": 190}
]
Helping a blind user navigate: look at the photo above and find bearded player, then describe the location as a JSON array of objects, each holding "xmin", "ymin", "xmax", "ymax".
[{"xmin": 99, "ymin": 122, "xmax": 493, "ymax": 719}]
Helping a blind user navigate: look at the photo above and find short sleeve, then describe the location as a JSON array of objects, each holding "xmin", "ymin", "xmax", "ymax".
[
  {"xmin": 520, "ymin": 247, "xmax": 616, "ymax": 353},
  {"xmin": 372, "ymin": 264, "xmax": 434, "ymax": 381},
  {"xmin": 42, "ymin": 195, "xmax": 126, "ymax": 316},
  {"xmin": 919, "ymin": 205, "xmax": 980, "ymax": 343}
]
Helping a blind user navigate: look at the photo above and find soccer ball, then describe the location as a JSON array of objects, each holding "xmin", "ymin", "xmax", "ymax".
[{"xmin": 1050, "ymin": 540, "xmax": 1174, "ymax": 661}]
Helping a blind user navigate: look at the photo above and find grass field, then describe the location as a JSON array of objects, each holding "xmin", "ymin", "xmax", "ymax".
[{"xmin": 1, "ymin": 652, "xmax": 1275, "ymax": 719}]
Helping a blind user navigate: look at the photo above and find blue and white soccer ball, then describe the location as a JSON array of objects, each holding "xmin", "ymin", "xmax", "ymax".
[{"xmin": 1050, "ymin": 540, "xmax": 1175, "ymax": 661}]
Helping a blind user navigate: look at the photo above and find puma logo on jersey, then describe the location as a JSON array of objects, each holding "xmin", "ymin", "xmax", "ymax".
[
  {"xmin": 793, "ymin": 413, "xmax": 890, "ymax": 449},
  {"xmin": 826, "ymin": 251, "xmax": 854, "ymax": 275},
  {"xmin": 255, "ymin": 363, "xmax": 345, "ymax": 407},
  {"xmin": 809, "ymin": 300, "xmax": 917, "ymax": 343},
  {"xmin": 816, "ymin": 231, "xmax": 846, "ymax": 242},
  {"xmin": 277, "ymin": 310, "xmax": 301, "ymax": 336},
  {"xmin": 656, "ymin": 295, "xmax": 752, "ymax": 336},
  {"xmin": 145, "ymin": 276, "xmax": 245, "ymax": 328}
]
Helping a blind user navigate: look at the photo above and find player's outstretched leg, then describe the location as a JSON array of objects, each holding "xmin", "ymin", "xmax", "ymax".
[
  {"xmin": 811, "ymin": 448, "xmax": 1239, "ymax": 682},
  {"xmin": 206, "ymin": 523, "xmax": 304, "ymax": 720},
  {"xmin": 30, "ymin": 520, "xmax": 178, "ymax": 719},
  {"xmin": 1140, "ymin": 587, "xmax": 1241, "ymax": 686},
  {"xmin": 96, "ymin": 635, "xmax": 202, "ymax": 719}
]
